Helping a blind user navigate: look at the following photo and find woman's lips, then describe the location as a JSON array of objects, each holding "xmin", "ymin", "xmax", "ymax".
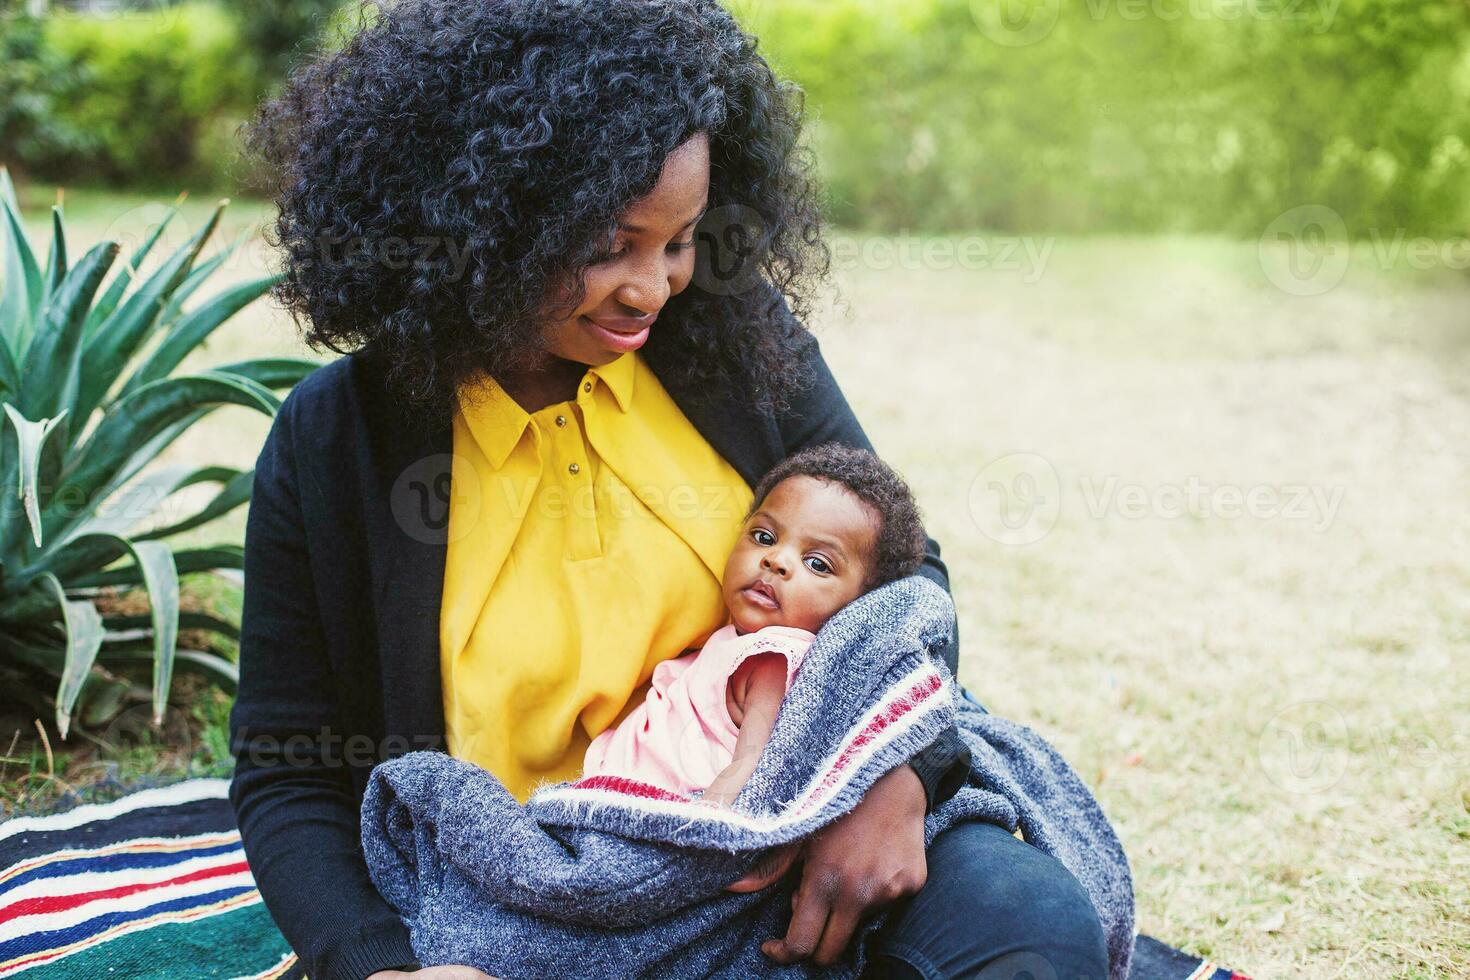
[{"xmin": 581, "ymin": 315, "xmax": 653, "ymax": 353}]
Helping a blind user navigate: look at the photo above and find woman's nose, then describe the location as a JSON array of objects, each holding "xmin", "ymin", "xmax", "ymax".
[{"xmin": 615, "ymin": 253, "xmax": 675, "ymax": 312}]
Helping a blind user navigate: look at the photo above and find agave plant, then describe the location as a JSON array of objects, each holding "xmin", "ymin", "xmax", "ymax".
[{"xmin": 0, "ymin": 166, "xmax": 315, "ymax": 739}]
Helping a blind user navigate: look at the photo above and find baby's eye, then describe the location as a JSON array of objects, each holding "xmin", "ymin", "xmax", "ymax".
[
  {"xmin": 752, "ymin": 528, "xmax": 774, "ymax": 545},
  {"xmin": 805, "ymin": 556, "xmax": 832, "ymax": 574}
]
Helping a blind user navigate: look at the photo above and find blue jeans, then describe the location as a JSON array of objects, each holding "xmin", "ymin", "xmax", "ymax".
[{"xmin": 863, "ymin": 687, "xmax": 1109, "ymax": 980}]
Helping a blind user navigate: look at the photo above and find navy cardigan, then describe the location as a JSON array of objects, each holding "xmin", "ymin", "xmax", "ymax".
[{"xmin": 228, "ymin": 318, "xmax": 972, "ymax": 980}]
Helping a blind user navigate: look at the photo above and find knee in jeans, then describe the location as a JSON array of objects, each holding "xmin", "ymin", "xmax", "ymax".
[
  {"xmin": 1015, "ymin": 876, "xmax": 1108, "ymax": 980},
  {"xmin": 983, "ymin": 849, "xmax": 1109, "ymax": 980}
]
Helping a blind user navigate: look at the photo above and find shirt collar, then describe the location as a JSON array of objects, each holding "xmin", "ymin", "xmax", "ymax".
[{"xmin": 456, "ymin": 352, "xmax": 637, "ymax": 470}]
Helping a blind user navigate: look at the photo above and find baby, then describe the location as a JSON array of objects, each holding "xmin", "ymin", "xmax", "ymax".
[{"xmin": 582, "ymin": 441, "xmax": 929, "ymax": 807}]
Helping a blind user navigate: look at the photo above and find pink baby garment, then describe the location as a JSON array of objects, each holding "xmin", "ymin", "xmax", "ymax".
[{"xmin": 582, "ymin": 622, "xmax": 816, "ymax": 795}]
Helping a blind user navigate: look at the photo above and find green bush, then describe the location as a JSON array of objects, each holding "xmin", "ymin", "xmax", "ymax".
[
  {"xmin": 0, "ymin": 13, "xmax": 98, "ymax": 177},
  {"xmin": 18, "ymin": 3, "xmax": 260, "ymax": 190},
  {"xmin": 743, "ymin": 0, "xmax": 1470, "ymax": 236}
]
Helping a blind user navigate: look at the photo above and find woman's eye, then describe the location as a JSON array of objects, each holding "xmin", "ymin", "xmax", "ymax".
[
  {"xmin": 593, "ymin": 246, "xmax": 626, "ymax": 263},
  {"xmin": 805, "ymin": 556, "xmax": 832, "ymax": 574},
  {"xmin": 667, "ymin": 239, "xmax": 696, "ymax": 253}
]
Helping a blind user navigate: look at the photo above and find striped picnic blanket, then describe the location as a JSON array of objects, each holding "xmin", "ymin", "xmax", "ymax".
[
  {"xmin": 0, "ymin": 778, "xmax": 1248, "ymax": 979},
  {"xmin": 0, "ymin": 780, "xmax": 300, "ymax": 979}
]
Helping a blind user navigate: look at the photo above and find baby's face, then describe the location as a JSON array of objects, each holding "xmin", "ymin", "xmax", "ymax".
[{"xmin": 722, "ymin": 475, "xmax": 878, "ymax": 635}]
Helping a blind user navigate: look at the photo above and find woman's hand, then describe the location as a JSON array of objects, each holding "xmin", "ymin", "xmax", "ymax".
[
  {"xmin": 724, "ymin": 763, "xmax": 928, "ymax": 967},
  {"xmin": 366, "ymin": 969, "xmax": 497, "ymax": 979}
]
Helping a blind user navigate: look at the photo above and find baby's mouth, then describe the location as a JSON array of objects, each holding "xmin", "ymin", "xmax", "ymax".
[{"xmin": 742, "ymin": 581, "xmax": 780, "ymax": 610}]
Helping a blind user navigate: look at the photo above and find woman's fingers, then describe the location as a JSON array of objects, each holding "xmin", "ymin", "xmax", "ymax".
[
  {"xmin": 761, "ymin": 873, "xmax": 835, "ymax": 964},
  {"xmin": 811, "ymin": 899, "xmax": 865, "ymax": 967},
  {"xmin": 725, "ymin": 841, "xmax": 803, "ymax": 892}
]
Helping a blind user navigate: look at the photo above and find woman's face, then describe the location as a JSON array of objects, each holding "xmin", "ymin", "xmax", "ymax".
[{"xmin": 541, "ymin": 131, "xmax": 711, "ymax": 366}]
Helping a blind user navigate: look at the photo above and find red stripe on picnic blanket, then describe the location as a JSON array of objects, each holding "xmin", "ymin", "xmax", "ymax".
[{"xmin": 0, "ymin": 860, "xmax": 250, "ymax": 920}]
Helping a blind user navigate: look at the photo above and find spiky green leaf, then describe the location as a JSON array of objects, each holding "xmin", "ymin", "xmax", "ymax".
[
  {"xmin": 42, "ymin": 206, "xmax": 67, "ymax": 304},
  {"xmin": 40, "ymin": 573, "xmax": 105, "ymax": 740},
  {"xmin": 21, "ymin": 241, "xmax": 121, "ymax": 424},
  {"xmin": 83, "ymin": 198, "xmax": 182, "ymax": 342},
  {"xmin": 70, "ymin": 544, "xmax": 241, "ymax": 588},
  {"xmin": 97, "ymin": 646, "xmax": 237, "ymax": 693},
  {"xmin": 210, "ymin": 357, "xmax": 322, "ymax": 391},
  {"xmin": 2, "ymin": 405, "xmax": 68, "ymax": 548},
  {"xmin": 46, "ymin": 533, "xmax": 178, "ymax": 724},
  {"xmin": 44, "ymin": 374, "xmax": 277, "ymax": 546},
  {"xmin": 0, "ymin": 171, "xmax": 43, "ymax": 360},
  {"xmin": 120, "ymin": 273, "xmax": 281, "ymax": 398},
  {"xmin": 74, "ymin": 201, "xmax": 226, "ymax": 425}
]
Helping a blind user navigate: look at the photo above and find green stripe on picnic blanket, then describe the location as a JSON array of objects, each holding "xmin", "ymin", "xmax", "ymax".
[{"xmin": 21, "ymin": 902, "xmax": 295, "ymax": 980}]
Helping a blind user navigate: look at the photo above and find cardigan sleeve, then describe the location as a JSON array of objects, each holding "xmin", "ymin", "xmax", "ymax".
[
  {"xmin": 228, "ymin": 389, "xmax": 419, "ymax": 980},
  {"xmin": 771, "ymin": 297, "xmax": 972, "ymax": 812}
]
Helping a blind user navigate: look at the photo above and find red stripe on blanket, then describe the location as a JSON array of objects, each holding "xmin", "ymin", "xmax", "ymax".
[
  {"xmin": 567, "ymin": 775, "xmax": 691, "ymax": 803},
  {"xmin": 562, "ymin": 670, "xmax": 944, "ymax": 811},
  {"xmin": 789, "ymin": 673, "xmax": 942, "ymax": 814},
  {"xmin": 0, "ymin": 860, "xmax": 250, "ymax": 919}
]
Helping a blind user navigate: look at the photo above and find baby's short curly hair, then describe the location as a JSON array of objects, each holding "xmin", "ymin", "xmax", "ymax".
[
  {"xmin": 747, "ymin": 443, "xmax": 929, "ymax": 592},
  {"xmin": 244, "ymin": 0, "xmax": 830, "ymax": 420}
]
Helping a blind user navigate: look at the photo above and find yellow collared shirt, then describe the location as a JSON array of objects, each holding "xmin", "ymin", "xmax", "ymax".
[{"xmin": 439, "ymin": 351, "xmax": 755, "ymax": 801}]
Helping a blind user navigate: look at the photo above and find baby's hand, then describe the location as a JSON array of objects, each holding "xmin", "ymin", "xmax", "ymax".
[{"xmin": 700, "ymin": 772, "xmax": 747, "ymax": 808}]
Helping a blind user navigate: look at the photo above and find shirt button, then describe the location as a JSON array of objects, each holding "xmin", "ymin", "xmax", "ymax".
[
  {"xmin": 555, "ymin": 414, "xmax": 567, "ymax": 427},
  {"xmin": 568, "ymin": 462, "xmax": 580, "ymax": 475},
  {"xmin": 582, "ymin": 381, "xmax": 592, "ymax": 393}
]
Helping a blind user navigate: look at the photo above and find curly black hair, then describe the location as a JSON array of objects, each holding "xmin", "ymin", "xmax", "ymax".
[
  {"xmin": 242, "ymin": 0, "xmax": 832, "ymax": 420},
  {"xmin": 747, "ymin": 442, "xmax": 929, "ymax": 592}
]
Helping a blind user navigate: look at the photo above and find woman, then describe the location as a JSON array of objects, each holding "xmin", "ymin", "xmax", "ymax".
[{"xmin": 230, "ymin": 1, "xmax": 1110, "ymax": 978}]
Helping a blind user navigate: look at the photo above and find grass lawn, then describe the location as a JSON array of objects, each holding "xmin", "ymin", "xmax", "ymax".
[{"xmin": 6, "ymin": 184, "xmax": 1469, "ymax": 977}]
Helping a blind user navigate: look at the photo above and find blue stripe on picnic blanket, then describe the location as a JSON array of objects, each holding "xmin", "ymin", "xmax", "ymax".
[
  {"xmin": 0, "ymin": 799, "xmax": 237, "ymax": 867},
  {"xmin": 0, "ymin": 884, "xmax": 257, "ymax": 965},
  {"xmin": 0, "ymin": 839, "xmax": 243, "ymax": 899}
]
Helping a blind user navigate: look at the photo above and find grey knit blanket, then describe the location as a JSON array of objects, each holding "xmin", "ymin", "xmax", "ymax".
[{"xmin": 361, "ymin": 576, "xmax": 1134, "ymax": 979}]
